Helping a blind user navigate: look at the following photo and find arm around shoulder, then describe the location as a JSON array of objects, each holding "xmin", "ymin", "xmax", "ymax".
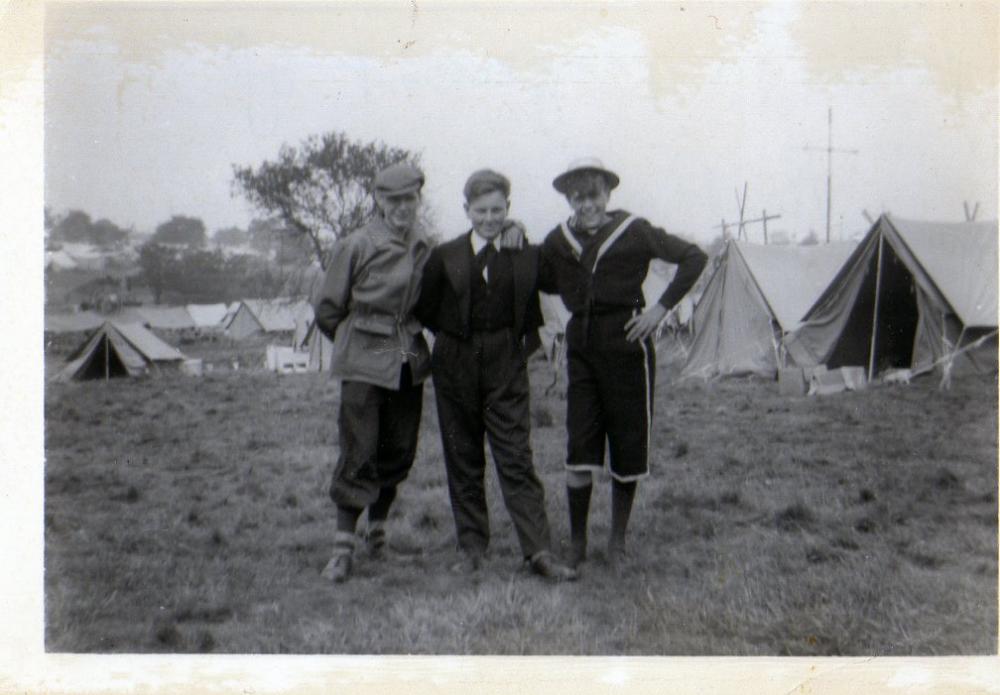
[{"xmin": 414, "ymin": 247, "xmax": 444, "ymax": 332}]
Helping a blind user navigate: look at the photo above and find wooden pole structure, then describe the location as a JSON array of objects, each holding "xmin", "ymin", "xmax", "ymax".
[
  {"xmin": 717, "ymin": 219, "xmax": 732, "ymax": 241},
  {"xmin": 825, "ymin": 107, "xmax": 832, "ymax": 243},
  {"xmin": 735, "ymin": 182, "xmax": 748, "ymax": 240},
  {"xmin": 731, "ymin": 212, "xmax": 781, "ymax": 243},
  {"xmin": 867, "ymin": 233, "xmax": 885, "ymax": 382},
  {"xmin": 804, "ymin": 107, "xmax": 858, "ymax": 243},
  {"xmin": 762, "ymin": 209, "xmax": 769, "ymax": 244}
]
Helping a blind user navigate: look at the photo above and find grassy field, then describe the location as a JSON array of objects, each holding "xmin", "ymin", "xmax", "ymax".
[{"xmin": 43, "ymin": 339, "xmax": 997, "ymax": 655}]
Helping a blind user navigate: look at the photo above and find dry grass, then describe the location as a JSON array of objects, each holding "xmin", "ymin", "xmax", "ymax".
[{"xmin": 44, "ymin": 340, "xmax": 997, "ymax": 654}]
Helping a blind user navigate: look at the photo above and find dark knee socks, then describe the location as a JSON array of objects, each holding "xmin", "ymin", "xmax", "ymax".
[
  {"xmin": 567, "ymin": 484, "xmax": 593, "ymax": 560},
  {"xmin": 609, "ymin": 480, "xmax": 637, "ymax": 550}
]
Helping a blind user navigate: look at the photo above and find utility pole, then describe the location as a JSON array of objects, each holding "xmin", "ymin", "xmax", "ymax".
[{"xmin": 805, "ymin": 107, "xmax": 858, "ymax": 243}]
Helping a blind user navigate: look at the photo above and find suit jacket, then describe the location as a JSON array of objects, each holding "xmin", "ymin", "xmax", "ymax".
[{"xmin": 417, "ymin": 232, "xmax": 543, "ymax": 356}]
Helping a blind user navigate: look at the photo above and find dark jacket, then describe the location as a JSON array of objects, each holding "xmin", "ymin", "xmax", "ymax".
[
  {"xmin": 539, "ymin": 210, "xmax": 707, "ymax": 351},
  {"xmin": 416, "ymin": 231, "xmax": 543, "ymax": 356}
]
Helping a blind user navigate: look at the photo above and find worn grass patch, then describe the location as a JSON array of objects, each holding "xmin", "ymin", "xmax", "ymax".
[{"xmin": 43, "ymin": 345, "xmax": 997, "ymax": 655}]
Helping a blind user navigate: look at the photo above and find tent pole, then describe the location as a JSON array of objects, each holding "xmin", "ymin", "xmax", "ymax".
[
  {"xmin": 104, "ymin": 334, "xmax": 110, "ymax": 381},
  {"xmin": 867, "ymin": 232, "xmax": 885, "ymax": 382}
]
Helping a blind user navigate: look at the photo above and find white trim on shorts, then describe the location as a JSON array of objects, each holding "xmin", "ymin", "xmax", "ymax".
[
  {"xmin": 565, "ymin": 461, "xmax": 651, "ymax": 483},
  {"xmin": 635, "ymin": 316, "xmax": 653, "ymax": 478}
]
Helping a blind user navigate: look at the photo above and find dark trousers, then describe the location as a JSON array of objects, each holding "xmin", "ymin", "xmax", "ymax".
[
  {"xmin": 432, "ymin": 329, "xmax": 551, "ymax": 559},
  {"xmin": 330, "ymin": 365, "xmax": 424, "ymax": 510}
]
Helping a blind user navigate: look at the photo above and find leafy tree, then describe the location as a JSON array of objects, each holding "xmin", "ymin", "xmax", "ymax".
[
  {"xmin": 213, "ymin": 226, "xmax": 248, "ymax": 247},
  {"xmin": 247, "ymin": 216, "xmax": 312, "ymax": 265},
  {"xmin": 137, "ymin": 242, "xmax": 177, "ymax": 304},
  {"xmin": 89, "ymin": 218, "xmax": 129, "ymax": 247},
  {"xmin": 137, "ymin": 240, "xmax": 291, "ymax": 304},
  {"xmin": 51, "ymin": 209, "xmax": 93, "ymax": 243},
  {"xmin": 247, "ymin": 217, "xmax": 287, "ymax": 253},
  {"xmin": 232, "ymin": 131, "xmax": 421, "ymax": 269},
  {"xmin": 152, "ymin": 215, "xmax": 207, "ymax": 247},
  {"xmin": 49, "ymin": 209, "xmax": 128, "ymax": 247}
]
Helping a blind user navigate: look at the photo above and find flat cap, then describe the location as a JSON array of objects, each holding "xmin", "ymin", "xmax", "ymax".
[
  {"xmin": 552, "ymin": 157, "xmax": 620, "ymax": 194},
  {"xmin": 373, "ymin": 163, "xmax": 424, "ymax": 196},
  {"xmin": 463, "ymin": 168, "xmax": 511, "ymax": 201}
]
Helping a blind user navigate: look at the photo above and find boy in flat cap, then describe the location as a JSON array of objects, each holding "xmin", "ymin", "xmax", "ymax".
[
  {"xmin": 313, "ymin": 162, "xmax": 432, "ymax": 583},
  {"xmin": 417, "ymin": 169, "xmax": 577, "ymax": 582},
  {"xmin": 538, "ymin": 158, "xmax": 707, "ymax": 570}
]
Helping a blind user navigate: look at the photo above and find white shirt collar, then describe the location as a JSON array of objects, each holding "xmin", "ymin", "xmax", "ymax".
[{"xmin": 470, "ymin": 231, "xmax": 499, "ymax": 255}]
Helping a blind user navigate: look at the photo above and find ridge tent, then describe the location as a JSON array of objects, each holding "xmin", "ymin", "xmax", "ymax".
[
  {"xmin": 186, "ymin": 303, "xmax": 228, "ymax": 329},
  {"xmin": 221, "ymin": 301, "xmax": 240, "ymax": 326},
  {"xmin": 44, "ymin": 310, "xmax": 105, "ymax": 334},
  {"xmin": 225, "ymin": 298, "xmax": 308, "ymax": 340},
  {"xmin": 54, "ymin": 321, "xmax": 186, "ymax": 381},
  {"xmin": 784, "ymin": 215, "xmax": 998, "ymax": 379},
  {"xmin": 135, "ymin": 305, "xmax": 196, "ymax": 331},
  {"xmin": 681, "ymin": 239, "xmax": 856, "ymax": 379}
]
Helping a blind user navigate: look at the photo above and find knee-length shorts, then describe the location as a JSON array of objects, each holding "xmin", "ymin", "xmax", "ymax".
[{"xmin": 564, "ymin": 340, "xmax": 654, "ymax": 482}]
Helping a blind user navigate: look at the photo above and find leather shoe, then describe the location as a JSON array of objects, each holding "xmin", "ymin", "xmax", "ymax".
[
  {"xmin": 530, "ymin": 551, "xmax": 578, "ymax": 582},
  {"xmin": 366, "ymin": 526, "xmax": 386, "ymax": 559},
  {"xmin": 321, "ymin": 553, "xmax": 352, "ymax": 583}
]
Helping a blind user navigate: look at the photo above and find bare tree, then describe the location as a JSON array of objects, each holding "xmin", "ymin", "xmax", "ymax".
[{"xmin": 232, "ymin": 132, "xmax": 422, "ymax": 270}]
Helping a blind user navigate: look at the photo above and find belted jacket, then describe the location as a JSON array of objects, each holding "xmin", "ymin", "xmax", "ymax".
[{"xmin": 314, "ymin": 217, "xmax": 432, "ymax": 389}]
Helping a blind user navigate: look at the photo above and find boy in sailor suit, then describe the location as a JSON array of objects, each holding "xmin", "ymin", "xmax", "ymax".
[{"xmin": 538, "ymin": 158, "xmax": 707, "ymax": 570}]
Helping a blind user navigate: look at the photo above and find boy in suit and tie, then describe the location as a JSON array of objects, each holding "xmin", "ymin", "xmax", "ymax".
[{"xmin": 417, "ymin": 169, "xmax": 576, "ymax": 582}]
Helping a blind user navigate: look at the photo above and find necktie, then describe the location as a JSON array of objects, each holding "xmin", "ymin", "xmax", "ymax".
[{"xmin": 476, "ymin": 243, "xmax": 496, "ymax": 282}]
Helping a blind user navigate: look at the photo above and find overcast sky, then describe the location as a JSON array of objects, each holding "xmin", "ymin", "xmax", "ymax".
[{"xmin": 44, "ymin": 1, "xmax": 998, "ymax": 245}]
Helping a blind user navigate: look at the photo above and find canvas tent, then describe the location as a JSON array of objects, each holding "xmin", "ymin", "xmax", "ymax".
[
  {"xmin": 225, "ymin": 298, "xmax": 310, "ymax": 340},
  {"xmin": 54, "ymin": 321, "xmax": 186, "ymax": 381},
  {"xmin": 681, "ymin": 239, "xmax": 857, "ymax": 379},
  {"xmin": 45, "ymin": 249, "xmax": 79, "ymax": 270},
  {"xmin": 186, "ymin": 303, "xmax": 228, "ymax": 329},
  {"xmin": 44, "ymin": 310, "xmax": 105, "ymax": 334},
  {"xmin": 784, "ymin": 215, "xmax": 998, "ymax": 379},
  {"xmin": 136, "ymin": 305, "xmax": 196, "ymax": 331}
]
